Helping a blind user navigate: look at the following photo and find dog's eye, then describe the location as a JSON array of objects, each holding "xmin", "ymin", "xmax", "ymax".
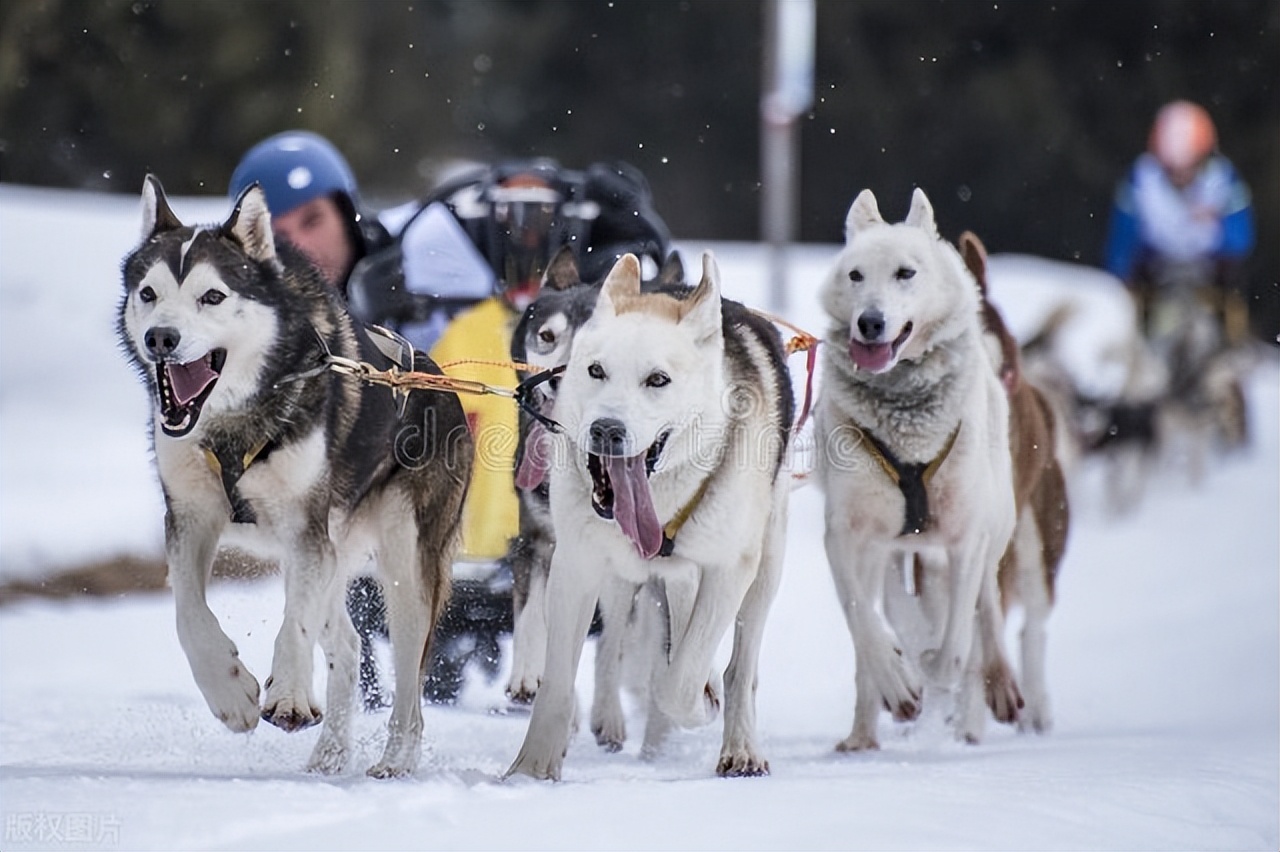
[
  {"xmin": 587, "ymin": 362, "xmax": 606, "ymax": 380},
  {"xmin": 848, "ymin": 269, "xmax": 863, "ymax": 283},
  {"xmin": 894, "ymin": 267, "xmax": 916, "ymax": 281},
  {"xmin": 199, "ymin": 289, "xmax": 226, "ymax": 306},
  {"xmin": 139, "ymin": 286, "xmax": 157, "ymax": 303},
  {"xmin": 645, "ymin": 371, "xmax": 670, "ymax": 389}
]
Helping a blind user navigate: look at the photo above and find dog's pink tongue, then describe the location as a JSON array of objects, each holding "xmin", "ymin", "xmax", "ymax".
[
  {"xmin": 848, "ymin": 339, "xmax": 893, "ymax": 373},
  {"xmin": 607, "ymin": 453, "xmax": 664, "ymax": 559},
  {"xmin": 166, "ymin": 358, "xmax": 218, "ymax": 406},
  {"xmin": 515, "ymin": 420, "xmax": 550, "ymax": 490}
]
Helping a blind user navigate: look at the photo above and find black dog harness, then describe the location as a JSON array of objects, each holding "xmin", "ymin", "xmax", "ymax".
[
  {"xmin": 203, "ymin": 439, "xmax": 277, "ymax": 524},
  {"xmin": 857, "ymin": 422, "xmax": 961, "ymax": 536}
]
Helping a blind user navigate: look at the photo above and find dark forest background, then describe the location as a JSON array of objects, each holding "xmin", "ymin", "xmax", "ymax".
[{"xmin": 1, "ymin": 0, "xmax": 1275, "ymax": 337}]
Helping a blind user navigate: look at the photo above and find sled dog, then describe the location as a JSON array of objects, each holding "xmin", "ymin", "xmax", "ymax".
[
  {"xmin": 505, "ymin": 248, "xmax": 623, "ymax": 707},
  {"xmin": 119, "ymin": 176, "xmax": 472, "ymax": 776},
  {"xmin": 510, "ymin": 249, "xmax": 711, "ymax": 754},
  {"xmin": 506, "ymin": 253, "xmax": 793, "ymax": 779},
  {"xmin": 814, "ymin": 189, "xmax": 1018, "ymax": 750},
  {"xmin": 506, "ymin": 248, "xmax": 684, "ymax": 729},
  {"xmin": 961, "ymin": 230, "xmax": 1068, "ymax": 735}
]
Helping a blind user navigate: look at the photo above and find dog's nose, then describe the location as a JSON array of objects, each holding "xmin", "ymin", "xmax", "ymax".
[
  {"xmin": 589, "ymin": 417, "xmax": 629, "ymax": 457},
  {"xmin": 145, "ymin": 326, "xmax": 182, "ymax": 358},
  {"xmin": 857, "ymin": 310, "xmax": 886, "ymax": 342}
]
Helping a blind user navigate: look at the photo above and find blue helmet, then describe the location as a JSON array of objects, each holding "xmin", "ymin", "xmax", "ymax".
[{"xmin": 228, "ymin": 130, "xmax": 359, "ymax": 217}]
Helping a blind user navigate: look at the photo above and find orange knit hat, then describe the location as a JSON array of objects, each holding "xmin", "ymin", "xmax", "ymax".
[{"xmin": 1148, "ymin": 100, "xmax": 1217, "ymax": 171}]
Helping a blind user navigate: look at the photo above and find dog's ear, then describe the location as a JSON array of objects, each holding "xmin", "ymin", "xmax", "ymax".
[
  {"xmin": 544, "ymin": 245, "xmax": 580, "ymax": 291},
  {"xmin": 845, "ymin": 189, "xmax": 883, "ymax": 241},
  {"xmin": 905, "ymin": 187, "xmax": 938, "ymax": 236},
  {"xmin": 223, "ymin": 183, "xmax": 282, "ymax": 272},
  {"xmin": 680, "ymin": 253, "xmax": 724, "ymax": 347},
  {"xmin": 958, "ymin": 231, "xmax": 989, "ymax": 294},
  {"xmin": 655, "ymin": 251, "xmax": 685, "ymax": 288},
  {"xmin": 598, "ymin": 253, "xmax": 642, "ymax": 316},
  {"xmin": 140, "ymin": 174, "xmax": 183, "ymax": 240}
]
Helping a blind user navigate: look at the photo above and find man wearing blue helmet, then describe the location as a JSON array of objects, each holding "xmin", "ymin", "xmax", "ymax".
[{"xmin": 228, "ymin": 130, "xmax": 392, "ymax": 293}]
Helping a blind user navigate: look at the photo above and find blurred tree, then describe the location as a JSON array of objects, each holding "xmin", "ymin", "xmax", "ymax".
[{"xmin": 0, "ymin": 0, "xmax": 1274, "ymax": 337}]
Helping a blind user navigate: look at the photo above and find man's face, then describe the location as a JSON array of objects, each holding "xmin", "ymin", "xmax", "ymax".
[
  {"xmin": 1164, "ymin": 162, "xmax": 1202, "ymax": 190},
  {"xmin": 271, "ymin": 195, "xmax": 355, "ymax": 288}
]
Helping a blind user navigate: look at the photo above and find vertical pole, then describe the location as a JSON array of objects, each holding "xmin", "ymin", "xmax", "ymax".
[{"xmin": 760, "ymin": 0, "xmax": 814, "ymax": 312}]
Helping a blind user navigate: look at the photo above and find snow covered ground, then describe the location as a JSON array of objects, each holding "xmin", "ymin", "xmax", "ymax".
[{"xmin": 1, "ymin": 185, "xmax": 1276, "ymax": 850}]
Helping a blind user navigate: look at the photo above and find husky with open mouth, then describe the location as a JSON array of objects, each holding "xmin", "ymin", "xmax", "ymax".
[
  {"xmin": 118, "ymin": 176, "xmax": 472, "ymax": 777},
  {"xmin": 814, "ymin": 188, "xmax": 1019, "ymax": 750},
  {"xmin": 506, "ymin": 247, "xmax": 683, "ymax": 715},
  {"xmin": 506, "ymin": 252, "xmax": 794, "ymax": 780}
]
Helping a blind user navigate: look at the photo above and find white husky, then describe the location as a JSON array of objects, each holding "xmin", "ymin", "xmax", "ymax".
[
  {"xmin": 815, "ymin": 188, "xmax": 1019, "ymax": 750},
  {"xmin": 506, "ymin": 253, "xmax": 794, "ymax": 780}
]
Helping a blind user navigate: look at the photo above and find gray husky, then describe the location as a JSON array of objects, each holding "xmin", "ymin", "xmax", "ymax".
[{"xmin": 119, "ymin": 176, "xmax": 472, "ymax": 776}]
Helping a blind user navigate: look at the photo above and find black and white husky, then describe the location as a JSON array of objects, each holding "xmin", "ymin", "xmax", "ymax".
[
  {"xmin": 505, "ymin": 249, "xmax": 612, "ymax": 706},
  {"xmin": 118, "ymin": 176, "xmax": 472, "ymax": 776},
  {"xmin": 506, "ymin": 253, "xmax": 794, "ymax": 779}
]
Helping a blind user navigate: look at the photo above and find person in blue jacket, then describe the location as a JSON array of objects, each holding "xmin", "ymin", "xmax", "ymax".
[{"xmin": 1104, "ymin": 100, "xmax": 1255, "ymax": 342}]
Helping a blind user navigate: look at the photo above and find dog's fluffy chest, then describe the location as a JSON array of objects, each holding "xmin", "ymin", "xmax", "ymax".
[
  {"xmin": 817, "ymin": 351, "xmax": 1010, "ymax": 544},
  {"xmin": 155, "ymin": 426, "xmax": 329, "ymax": 527}
]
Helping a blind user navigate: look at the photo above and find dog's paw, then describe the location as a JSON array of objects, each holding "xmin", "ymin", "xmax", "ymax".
[
  {"xmin": 367, "ymin": 760, "xmax": 414, "ymax": 780},
  {"xmin": 1017, "ymin": 700, "xmax": 1053, "ymax": 735},
  {"xmin": 188, "ymin": 639, "xmax": 262, "ymax": 732},
  {"xmin": 306, "ymin": 736, "xmax": 349, "ymax": 776},
  {"xmin": 201, "ymin": 659, "xmax": 262, "ymax": 733},
  {"xmin": 260, "ymin": 672, "xmax": 323, "ymax": 732},
  {"xmin": 590, "ymin": 709, "xmax": 626, "ymax": 753},
  {"xmin": 835, "ymin": 733, "xmax": 880, "ymax": 753},
  {"xmin": 505, "ymin": 674, "xmax": 540, "ymax": 707},
  {"xmin": 716, "ymin": 750, "xmax": 770, "ymax": 778},
  {"xmin": 984, "ymin": 660, "xmax": 1025, "ymax": 725},
  {"xmin": 878, "ymin": 658, "xmax": 923, "ymax": 723},
  {"xmin": 883, "ymin": 694, "xmax": 921, "ymax": 723},
  {"xmin": 505, "ymin": 745, "xmax": 564, "ymax": 782},
  {"xmin": 861, "ymin": 642, "xmax": 923, "ymax": 723},
  {"xmin": 367, "ymin": 731, "xmax": 421, "ymax": 779},
  {"xmin": 261, "ymin": 695, "xmax": 323, "ymax": 732}
]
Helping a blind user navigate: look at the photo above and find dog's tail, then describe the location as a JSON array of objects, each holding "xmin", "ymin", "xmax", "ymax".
[
  {"xmin": 1032, "ymin": 386, "xmax": 1070, "ymax": 605},
  {"xmin": 959, "ymin": 231, "xmax": 1022, "ymax": 393}
]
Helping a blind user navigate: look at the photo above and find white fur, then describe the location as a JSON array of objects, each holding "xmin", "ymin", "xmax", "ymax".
[
  {"xmin": 506, "ymin": 569, "xmax": 549, "ymax": 703},
  {"xmin": 124, "ymin": 259, "xmax": 280, "ymax": 416},
  {"xmin": 506, "ymin": 254, "xmax": 790, "ymax": 780},
  {"xmin": 815, "ymin": 189, "xmax": 1017, "ymax": 750}
]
